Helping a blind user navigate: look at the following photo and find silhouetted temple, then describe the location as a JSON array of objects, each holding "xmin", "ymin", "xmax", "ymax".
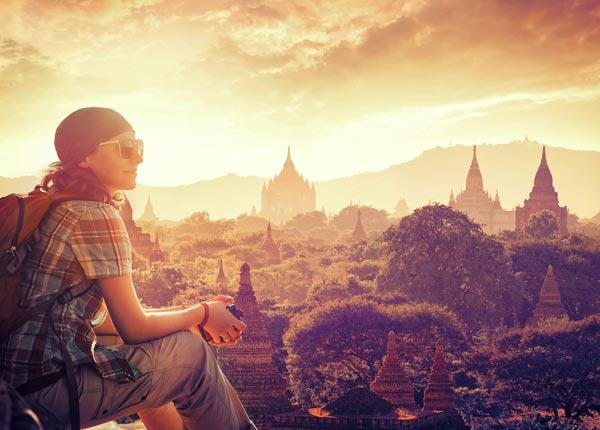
[
  {"xmin": 216, "ymin": 258, "xmax": 228, "ymax": 289},
  {"xmin": 260, "ymin": 146, "xmax": 316, "ymax": 224},
  {"xmin": 449, "ymin": 146, "xmax": 514, "ymax": 234},
  {"xmin": 350, "ymin": 210, "xmax": 368, "ymax": 242},
  {"xmin": 528, "ymin": 265, "xmax": 568, "ymax": 326},
  {"xmin": 516, "ymin": 146, "xmax": 568, "ymax": 234},
  {"xmin": 138, "ymin": 195, "xmax": 159, "ymax": 222},
  {"xmin": 218, "ymin": 263, "xmax": 295, "ymax": 428},
  {"xmin": 262, "ymin": 222, "xmax": 282, "ymax": 264},
  {"xmin": 370, "ymin": 331, "xmax": 415, "ymax": 409},
  {"xmin": 422, "ymin": 342, "xmax": 455, "ymax": 413},
  {"xmin": 119, "ymin": 197, "xmax": 165, "ymax": 264}
]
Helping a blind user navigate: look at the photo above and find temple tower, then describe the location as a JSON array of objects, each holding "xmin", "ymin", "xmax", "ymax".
[
  {"xmin": 516, "ymin": 146, "xmax": 568, "ymax": 234},
  {"xmin": 450, "ymin": 145, "xmax": 514, "ymax": 233},
  {"xmin": 216, "ymin": 258, "xmax": 228, "ymax": 289},
  {"xmin": 262, "ymin": 222, "xmax": 282, "ymax": 264},
  {"xmin": 350, "ymin": 210, "xmax": 368, "ymax": 242},
  {"xmin": 260, "ymin": 146, "xmax": 316, "ymax": 224},
  {"xmin": 139, "ymin": 195, "xmax": 159, "ymax": 222},
  {"xmin": 218, "ymin": 263, "xmax": 295, "ymax": 427},
  {"xmin": 528, "ymin": 265, "xmax": 568, "ymax": 326},
  {"xmin": 370, "ymin": 331, "xmax": 416, "ymax": 409},
  {"xmin": 422, "ymin": 341, "xmax": 455, "ymax": 413},
  {"xmin": 119, "ymin": 196, "xmax": 165, "ymax": 264}
]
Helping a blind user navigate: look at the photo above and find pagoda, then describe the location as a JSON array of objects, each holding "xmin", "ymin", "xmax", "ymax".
[
  {"xmin": 119, "ymin": 196, "xmax": 165, "ymax": 264},
  {"xmin": 422, "ymin": 341, "xmax": 455, "ymax": 413},
  {"xmin": 215, "ymin": 258, "xmax": 228, "ymax": 289},
  {"xmin": 370, "ymin": 331, "xmax": 415, "ymax": 409},
  {"xmin": 516, "ymin": 146, "xmax": 568, "ymax": 234},
  {"xmin": 528, "ymin": 265, "xmax": 568, "ymax": 326},
  {"xmin": 449, "ymin": 146, "xmax": 514, "ymax": 234},
  {"xmin": 262, "ymin": 222, "xmax": 282, "ymax": 264},
  {"xmin": 139, "ymin": 195, "xmax": 159, "ymax": 222},
  {"xmin": 260, "ymin": 146, "xmax": 316, "ymax": 224},
  {"xmin": 218, "ymin": 263, "xmax": 295, "ymax": 427},
  {"xmin": 350, "ymin": 210, "xmax": 368, "ymax": 242}
]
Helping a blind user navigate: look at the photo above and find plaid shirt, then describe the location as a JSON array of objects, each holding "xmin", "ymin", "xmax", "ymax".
[{"xmin": 0, "ymin": 200, "xmax": 140, "ymax": 387}]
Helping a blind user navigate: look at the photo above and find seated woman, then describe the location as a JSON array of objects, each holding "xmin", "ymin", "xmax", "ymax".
[{"xmin": 0, "ymin": 107, "xmax": 256, "ymax": 430}]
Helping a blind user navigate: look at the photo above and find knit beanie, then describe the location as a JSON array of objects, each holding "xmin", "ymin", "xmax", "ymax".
[{"xmin": 54, "ymin": 107, "xmax": 133, "ymax": 167}]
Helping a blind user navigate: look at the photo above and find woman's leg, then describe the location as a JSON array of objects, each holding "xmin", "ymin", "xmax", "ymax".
[
  {"xmin": 139, "ymin": 402, "xmax": 183, "ymax": 430},
  {"xmin": 24, "ymin": 331, "xmax": 255, "ymax": 429}
]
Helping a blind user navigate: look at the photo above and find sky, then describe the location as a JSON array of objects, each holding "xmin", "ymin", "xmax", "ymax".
[{"xmin": 1, "ymin": 0, "xmax": 600, "ymax": 186}]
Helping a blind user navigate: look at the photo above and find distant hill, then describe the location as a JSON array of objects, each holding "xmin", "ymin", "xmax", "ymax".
[{"xmin": 2, "ymin": 140, "xmax": 599, "ymax": 220}]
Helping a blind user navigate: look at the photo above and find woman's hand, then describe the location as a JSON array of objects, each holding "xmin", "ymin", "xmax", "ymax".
[{"xmin": 200, "ymin": 295, "xmax": 246, "ymax": 346}]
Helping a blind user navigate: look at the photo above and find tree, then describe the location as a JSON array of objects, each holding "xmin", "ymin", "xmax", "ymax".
[
  {"xmin": 134, "ymin": 264, "xmax": 192, "ymax": 307},
  {"xmin": 491, "ymin": 316, "xmax": 600, "ymax": 420},
  {"xmin": 379, "ymin": 204, "xmax": 519, "ymax": 329},
  {"xmin": 285, "ymin": 211, "xmax": 328, "ymax": 231},
  {"xmin": 331, "ymin": 205, "xmax": 391, "ymax": 232},
  {"xmin": 284, "ymin": 296, "xmax": 468, "ymax": 407},
  {"xmin": 525, "ymin": 209, "xmax": 559, "ymax": 239}
]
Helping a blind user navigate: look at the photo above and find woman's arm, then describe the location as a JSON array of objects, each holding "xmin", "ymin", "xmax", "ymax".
[{"xmin": 97, "ymin": 274, "xmax": 245, "ymax": 345}]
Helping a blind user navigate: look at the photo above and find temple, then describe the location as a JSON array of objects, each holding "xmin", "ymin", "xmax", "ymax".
[
  {"xmin": 370, "ymin": 331, "xmax": 415, "ymax": 409},
  {"xmin": 449, "ymin": 146, "xmax": 514, "ymax": 234},
  {"xmin": 350, "ymin": 210, "xmax": 368, "ymax": 242},
  {"xmin": 218, "ymin": 263, "xmax": 295, "ymax": 428},
  {"xmin": 262, "ymin": 222, "xmax": 282, "ymax": 264},
  {"xmin": 216, "ymin": 258, "xmax": 228, "ymax": 289},
  {"xmin": 119, "ymin": 197, "xmax": 166, "ymax": 264},
  {"xmin": 528, "ymin": 265, "xmax": 569, "ymax": 326},
  {"xmin": 422, "ymin": 342, "xmax": 455, "ymax": 413},
  {"xmin": 516, "ymin": 146, "xmax": 568, "ymax": 234},
  {"xmin": 260, "ymin": 146, "xmax": 316, "ymax": 224},
  {"xmin": 138, "ymin": 195, "xmax": 159, "ymax": 222}
]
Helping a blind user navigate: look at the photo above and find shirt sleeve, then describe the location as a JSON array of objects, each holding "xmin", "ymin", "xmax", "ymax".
[{"xmin": 70, "ymin": 204, "xmax": 133, "ymax": 279}]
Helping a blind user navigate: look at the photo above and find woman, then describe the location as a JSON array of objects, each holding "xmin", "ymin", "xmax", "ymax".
[{"xmin": 0, "ymin": 107, "xmax": 256, "ymax": 429}]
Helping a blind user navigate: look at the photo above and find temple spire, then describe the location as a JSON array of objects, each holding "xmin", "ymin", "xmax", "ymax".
[
  {"xmin": 350, "ymin": 210, "xmax": 368, "ymax": 242},
  {"xmin": 261, "ymin": 222, "xmax": 282, "ymax": 264},
  {"xmin": 528, "ymin": 265, "xmax": 568, "ymax": 326},
  {"xmin": 370, "ymin": 331, "xmax": 416, "ymax": 409},
  {"xmin": 216, "ymin": 258, "xmax": 228, "ymax": 289},
  {"xmin": 423, "ymin": 341, "xmax": 455, "ymax": 413},
  {"xmin": 532, "ymin": 145, "xmax": 555, "ymax": 192},
  {"xmin": 465, "ymin": 145, "xmax": 484, "ymax": 191}
]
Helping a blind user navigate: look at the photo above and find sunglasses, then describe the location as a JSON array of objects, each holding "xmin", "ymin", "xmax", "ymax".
[{"xmin": 97, "ymin": 138, "xmax": 144, "ymax": 160}]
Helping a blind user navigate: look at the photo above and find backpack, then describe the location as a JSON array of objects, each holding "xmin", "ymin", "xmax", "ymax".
[{"xmin": 0, "ymin": 189, "xmax": 86, "ymax": 342}]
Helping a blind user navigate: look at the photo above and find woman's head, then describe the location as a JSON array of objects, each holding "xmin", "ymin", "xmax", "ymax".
[{"xmin": 41, "ymin": 107, "xmax": 143, "ymax": 202}]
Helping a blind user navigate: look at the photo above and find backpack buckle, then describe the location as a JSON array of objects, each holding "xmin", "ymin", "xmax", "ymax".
[{"xmin": 6, "ymin": 246, "xmax": 26, "ymax": 274}]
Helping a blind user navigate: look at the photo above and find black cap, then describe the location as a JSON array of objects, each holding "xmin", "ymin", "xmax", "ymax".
[{"xmin": 54, "ymin": 107, "xmax": 133, "ymax": 166}]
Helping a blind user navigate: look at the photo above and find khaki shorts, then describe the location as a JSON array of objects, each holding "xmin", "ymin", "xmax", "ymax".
[{"xmin": 24, "ymin": 331, "xmax": 256, "ymax": 430}]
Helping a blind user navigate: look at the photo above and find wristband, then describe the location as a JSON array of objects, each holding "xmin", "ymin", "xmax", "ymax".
[{"xmin": 200, "ymin": 302, "xmax": 209, "ymax": 328}]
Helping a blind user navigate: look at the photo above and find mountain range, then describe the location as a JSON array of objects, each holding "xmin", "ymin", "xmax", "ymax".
[{"xmin": 2, "ymin": 139, "xmax": 599, "ymax": 221}]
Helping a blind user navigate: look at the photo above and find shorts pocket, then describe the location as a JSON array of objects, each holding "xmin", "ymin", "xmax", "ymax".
[{"xmin": 93, "ymin": 347, "xmax": 153, "ymax": 420}]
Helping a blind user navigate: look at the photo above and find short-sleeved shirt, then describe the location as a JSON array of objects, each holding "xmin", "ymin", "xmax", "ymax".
[{"xmin": 0, "ymin": 200, "xmax": 141, "ymax": 387}]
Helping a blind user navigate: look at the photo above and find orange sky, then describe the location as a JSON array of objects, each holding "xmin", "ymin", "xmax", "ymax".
[{"xmin": 2, "ymin": 0, "xmax": 600, "ymax": 185}]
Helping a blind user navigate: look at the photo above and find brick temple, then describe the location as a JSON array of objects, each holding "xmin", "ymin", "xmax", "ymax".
[
  {"xmin": 350, "ymin": 210, "xmax": 368, "ymax": 242},
  {"xmin": 262, "ymin": 222, "xmax": 282, "ymax": 264},
  {"xmin": 422, "ymin": 341, "xmax": 455, "ymax": 413},
  {"xmin": 370, "ymin": 331, "xmax": 416, "ymax": 409},
  {"xmin": 516, "ymin": 146, "xmax": 568, "ymax": 234},
  {"xmin": 215, "ymin": 258, "xmax": 228, "ymax": 289},
  {"xmin": 449, "ymin": 146, "xmax": 514, "ymax": 234},
  {"xmin": 119, "ymin": 196, "xmax": 165, "ymax": 264},
  {"xmin": 218, "ymin": 263, "xmax": 295, "ymax": 428},
  {"xmin": 528, "ymin": 265, "xmax": 569, "ymax": 326}
]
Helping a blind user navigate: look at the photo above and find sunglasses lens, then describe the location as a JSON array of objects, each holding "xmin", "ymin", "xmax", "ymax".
[{"xmin": 119, "ymin": 139, "xmax": 143, "ymax": 159}]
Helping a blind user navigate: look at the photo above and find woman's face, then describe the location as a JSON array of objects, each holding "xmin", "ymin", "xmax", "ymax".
[{"xmin": 80, "ymin": 130, "xmax": 143, "ymax": 194}]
